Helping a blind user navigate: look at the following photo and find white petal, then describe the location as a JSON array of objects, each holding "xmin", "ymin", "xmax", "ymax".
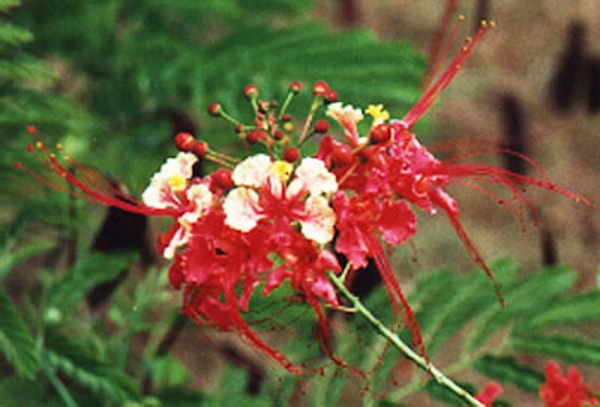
[
  {"xmin": 326, "ymin": 103, "xmax": 363, "ymax": 126},
  {"xmin": 185, "ymin": 183, "xmax": 214, "ymax": 221},
  {"xmin": 223, "ymin": 188, "xmax": 263, "ymax": 232},
  {"xmin": 142, "ymin": 152, "xmax": 198, "ymax": 209},
  {"xmin": 232, "ymin": 154, "xmax": 273, "ymax": 188},
  {"xmin": 162, "ymin": 225, "xmax": 188, "ymax": 259},
  {"xmin": 299, "ymin": 195, "xmax": 336, "ymax": 245},
  {"xmin": 294, "ymin": 157, "xmax": 338, "ymax": 196}
]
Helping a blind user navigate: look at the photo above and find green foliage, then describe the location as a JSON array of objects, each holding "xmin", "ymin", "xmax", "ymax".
[
  {"xmin": 0, "ymin": 289, "xmax": 40, "ymax": 379},
  {"xmin": 1, "ymin": 1, "xmax": 598, "ymax": 406},
  {"xmin": 512, "ymin": 335, "xmax": 600, "ymax": 368},
  {"xmin": 45, "ymin": 333, "xmax": 141, "ymax": 404},
  {"xmin": 46, "ymin": 251, "xmax": 138, "ymax": 313},
  {"xmin": 473, "ymin": 355, "xmax": 544, "ymax": 393},
  {"xmin": 253, "ymin": 260, "xmax": 600, "ymax": 406}
]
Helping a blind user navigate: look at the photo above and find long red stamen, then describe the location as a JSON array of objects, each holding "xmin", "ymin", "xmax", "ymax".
[
  {"xmin": 424, "ymin": 8, "xmax": 462, "ymax": 89},
  {"xmin": 440, "ymin": 163, "xmax": 590, "ymax": 205},
  {"xmin": 307, "ymin": 295, "xmax": 366, "ymax": 377},
  {"xmin": 365, "ymin": 234, "xmax": 426, "ymax": 361},
  {"xmin": 402, "ymin": 20, "xmax": 494, "ymax": 129},
  {"xmin": 18, "ymin": 133, "xmax": 177, "ymax": 217}
]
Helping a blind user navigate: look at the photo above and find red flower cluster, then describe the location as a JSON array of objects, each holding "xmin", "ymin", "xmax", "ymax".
[
  {"xmin": 16, "ymin": 21, "xmax": 589, "ymax": 376},
  {"xmin": 540, "ymin": 361, "xmax": 598, "ymax": 407}
]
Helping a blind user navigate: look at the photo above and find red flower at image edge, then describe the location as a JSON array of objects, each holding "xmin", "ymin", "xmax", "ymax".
[
  {"xmin": 540, "ymin": 361, "xmax": 598, "ymax": 407},
  {"xmin": 475, "ymin": 382, "xmax": 503, "ymax": 407}
]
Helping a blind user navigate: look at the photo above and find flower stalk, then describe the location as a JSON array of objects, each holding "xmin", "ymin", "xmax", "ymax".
[{"xmin": 328, "ymin": 271, "xmax": 485, "ymax": 407}]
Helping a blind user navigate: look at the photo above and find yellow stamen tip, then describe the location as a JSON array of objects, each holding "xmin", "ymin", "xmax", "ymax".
[
  {"xmin": 273, "ymin": 160, "xmax": 293, "ymax": 183},
  {"xmin": 168, "ymin": 174, "xmax": 187, "ymax": 193}
]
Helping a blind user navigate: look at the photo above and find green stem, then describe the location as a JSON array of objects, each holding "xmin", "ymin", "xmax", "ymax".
[
  {"xmin": 278, "ymin": 91, "xmax": 295, "ymax": 120},
  {"xmin": 328, "ymin": 272, "xmax": 485, "ymax": 407}
]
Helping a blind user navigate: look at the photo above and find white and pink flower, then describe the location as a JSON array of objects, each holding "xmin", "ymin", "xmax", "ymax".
[{"xmin": 224, "ymin": 154, "xmax": 337, "ymax": 245}]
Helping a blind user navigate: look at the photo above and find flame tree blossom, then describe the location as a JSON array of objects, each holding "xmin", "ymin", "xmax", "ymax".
[{"xmin": 16, "ymin": 19, "xmax": 590, "ymax": 398}]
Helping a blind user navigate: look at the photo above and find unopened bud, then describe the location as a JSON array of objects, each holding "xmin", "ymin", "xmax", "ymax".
[
  {"xmin": 174, "ymin": 132, "xmax": 196, "ymax": 151},
  {"xmin": 331, "ymin": 144, "xmax": 353, "ymax": 167},
  {"xmin": 312, "ymin": 81, "xmax": 330, "ymax": 97},
  {"xmin": 370, "ymin": 123, "xmax": 392, "ymax": 144},
  {"xmin": 246, "ymin": 130, "xmax": 264, "ymax": 145},
  {"xmin": 283, "ymin": 147, "xmax": 300, "ymax": 163},
  {"xmin": 243, "ymin": 84, "xmax": 259, "ymax": 99},
  {"xmin": 325, "ymin": 90, "xmax": 338, "ymax": 103},
  {"xmin": 192, "ymin": 141, "xmax": 208, "ymax": 157},
  {"xmin": 208, "ymin": 103, "xmax": 222, "ymax": 116},
  {"xmin": 314, "ymin": 119, "xmax": 329, "ymax": 133},
  {"xmin": 213, "ymin": 168, "xmax": 233, "ymax": 190},
  {"xmin": 289, "ymin": 81, "xmax": 301, "ymax": 94}
]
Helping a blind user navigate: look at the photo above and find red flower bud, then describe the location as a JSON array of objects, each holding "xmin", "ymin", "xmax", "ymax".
[
  {"xmin": 283, "ymin": 147, "xmax": 300, "ymax": 163},
  {"xmin": 312, "ymin": 81, "xmax": 330, "ymax": 97},
  {"xmin": 235, "ymin": 124, "xmax": 245, "ymax": 134},
  {"xmin": 192, "ymin": 141, "xmax": 208, "ymax": 157},
  {"xmin": 314, "ymin": 119, "xmax": 329, "ymax": 133},
  {"xmin": 370, "ymin": 123, "xmax": 392, "ymax": 144},
  {"xmin": 331, "ymin": 143, "xmax": 353, "ymax": 167},
  {"xmin": 174, "ymin": 132, "xmax": 196, "ymax": 151},
  {"xmin": 289, "ymin": 81, "xmax": 301, "ymax": 93},
  {"xmin": 208, "ymin": 103, "xmax": 222, "ymax": 116},
  {"xmin": 273, "ymin": 130, "xmax": 284, "ymax": 140},
  {"xmin": 325, "ymin": 90, "xmax": 338, "ymax": 103},
  {"xmin": 281, "ymin": 113, "xmax": 291, "ymax": 122},
  {"xmin": 212, "ymin": 168, "xmax": 233, "ymax": 190},
  {"xmin": 243, "ymin": 84, "xmax": 259, "ymax": 98},
  {"xmin": 246, "ymin": 130, "xmax": 264, "ymax": 145},
  {"xmin": 26, "ymin": 125, "xmax": 37, "ymax": 134}
]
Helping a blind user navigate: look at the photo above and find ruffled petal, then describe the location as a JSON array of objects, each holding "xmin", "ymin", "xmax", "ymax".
[
  {"xmin": 293, "ymin": 157, "xmax": 338, "ymax": 196},
  {"xmin": 142, "ymin": 152, "xmax": 197, "ymax": 209},
  {"xmin": 223, "ymin": 187, "xmax": 263, "ymax": 232},
  {"xmin": 232, "ymin": 154, "xmax": 272, "ymax": 188},
  {"xmin": 299, "ymin": 195, "xmax": 336, "ymax": 245}
]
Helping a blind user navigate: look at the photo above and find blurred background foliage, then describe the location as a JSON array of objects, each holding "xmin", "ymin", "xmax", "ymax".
[{"xmin": 0, "ymin": 0, "xmax": 598, "ymax": 406}]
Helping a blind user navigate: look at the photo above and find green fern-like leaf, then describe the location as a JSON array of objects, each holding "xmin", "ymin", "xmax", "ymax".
[
  {"xmin": 44, "ymin": 332, "xmax": 141, "ymax": 403},
  {"xmin": 0, "ymin": 238, "xmax": 55, "ymax": 282},
  {"xmin": 512, "ymin": 335, "xmax": 600, "ymax": 368},
  {"xmin": 46, "ymin": 251, "xmax": 138, "ymax": 313},
  {"xmin": 466, "ymin": 265, "xmax": 576, "ymax": 352},
  {"xmin": 0, "ymin": 289, "xmax": 40, "ymax": 379},
  {"xmin": 516, "ymin": 291, "xmax": 600, "ymax": 333},
  {"xmin": 473, "ymin": 355, "xmax": 544, "ymax": 393},
  {"xmin": 0, "ymin": 22, "xmax": 33, "ymax": 46}
]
